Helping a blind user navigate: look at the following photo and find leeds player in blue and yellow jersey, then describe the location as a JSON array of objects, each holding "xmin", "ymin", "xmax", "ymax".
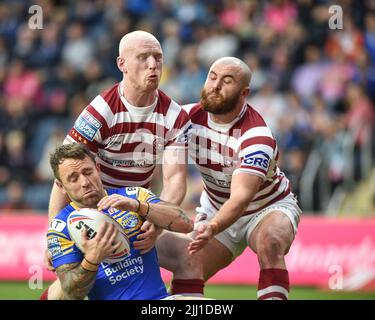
[{"xmin": 45, "ymin": 143, "xmax": 193, "ymax": 300}]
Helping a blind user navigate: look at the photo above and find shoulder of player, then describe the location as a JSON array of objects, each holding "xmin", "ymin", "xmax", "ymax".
[
  {"xmin": 243, "ymin": 103, "xmax": 268, "ymax": 127},
  {"xmin": 107, "ymin": 186, "xmax": 157, "ymax": 202},
  {"xmin": 157, "ymin": 90, "xmax": 186, "ymax": 113},
  {"xmin": 100, "ymin": 82, "xmax": 121, "ymax": 103},
  {"xmin": 181, "ymin": 103, "xmax": 207, "ymax": 128},
  {"xmin": 48, "ymin": 207, "xmax": 71, "ymax": 235},
  {"xmin": 233, "ymin": 105, "xmax": 270, "ymax": 133},
  {"xmin": 156, "ymin": 91, "xmax": 192, "ymax": 130},
  {"xmin": 181, "ymin": 102, "xmax": 200, "ymax": 117},
  {"xmin": 86, "ymin": 82, "xmax": 122, "ymax": 115},
  {"xmin": 107, "ymin": 186, "xmax": 139, "ymax": 198}
]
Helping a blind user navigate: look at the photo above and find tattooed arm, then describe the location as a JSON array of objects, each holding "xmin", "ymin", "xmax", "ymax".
[
  {"xmin": 144, "ymin": 200, "xmax": 193, "ymax": 233},
  {"xmin": 54, "ymin": 222, "xmax": 122, "ymax": 299},
  {"xmin": 98, "ymin": 196, "xmax": 194, "ymax": 234},
  {"xmin": 55, "ymin": 262, "xmax": 97, "ymax": 300}
]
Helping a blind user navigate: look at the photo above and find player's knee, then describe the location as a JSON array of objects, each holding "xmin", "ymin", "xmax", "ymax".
[
  {"xmin": 180, "ymin": 250, "xmax": 201, "ymax": 274},
  {"xmin": 161, "ymin": 237, "xmax": 201, "ymax": 277},
  {"xmin": 173, "ymin": 249, "xmax": 202, "ymax": 278},
  {"xmin": 257, "ymin": 231, "xmax": 286, "ymax": 262}
]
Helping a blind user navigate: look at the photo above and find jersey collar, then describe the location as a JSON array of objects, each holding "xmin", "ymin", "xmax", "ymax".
[{"xmin": 208, "ymin": 103, "xmax": 247, "ymax": 132}]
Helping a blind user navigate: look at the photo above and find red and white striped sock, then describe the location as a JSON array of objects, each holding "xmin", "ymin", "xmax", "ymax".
[
  {"xmin": 257, "ymin": 268, "xmax": 289, "ymax": 300},
  {"xmin": 39, "ymin": 286, "xmax": 49, "ymax": 300},
  {"xmin": 170, "ymin": 279, "xmax": 205, "ymax": 296}
]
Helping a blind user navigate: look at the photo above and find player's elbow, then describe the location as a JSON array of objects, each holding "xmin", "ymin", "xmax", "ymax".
[
  {"xmin": 173, "ymin": 214, "xmax": 194, "ymax": 234},
  {"xmin": 181, "ymin": 218, "xmax": 194, "ymax": 234},
  {"xmin": 62, "ymin": 285, "xmax": 87, "ymax": 300},
  {"xmin": 177, "ymin": 223, "xmax": 194, "ymax": 234},
  {"xmin": 60, "ymin": 283, "xmax": 84, "ymax": 300}
]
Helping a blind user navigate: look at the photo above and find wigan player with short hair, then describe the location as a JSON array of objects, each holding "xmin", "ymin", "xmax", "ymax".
[
  {"xmin": 186, "ymin": 57, "xmax": 301, "ymax": 300},
  {"xmin": 42, "ymin": 31, "xmax": 203, "ymax": 299}
]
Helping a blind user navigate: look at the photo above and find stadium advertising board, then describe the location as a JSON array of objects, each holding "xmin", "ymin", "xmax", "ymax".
[{"xmin": 0, "ymin": 214, "xmax": 374, "ymax": 291}]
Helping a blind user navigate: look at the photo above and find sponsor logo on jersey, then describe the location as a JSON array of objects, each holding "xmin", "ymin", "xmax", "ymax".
[
  {"xmin": 125, "ymin": 187, "xmax": 138, "ymax": 195},
  {"xmin": 98, "ymin": 151, "xmax": 153, "ymax": 167},
  {"xmin": 107, "ymin": 208, "xmax": 120, "ymax": 215},
  {"xmin": 49, "ymin": 219, "xmax": 66, "ymax": 232},
  {"xmin": 101, "ymin": 256, "xmax": 144, "ymax": 285},
  {"xmin": 74, "ymin": 112, "xmax": 102, "ymax": 141},
  {"xmin": 201, "ymin": 173, "xmax": 231, "ymax": 188},
  {"xmin": 243, "ymin": 151, "xmax": 270, "ymax": 170},
  {"xmin": 106, "ymin": 134, "xmax": 125, "ymax": 150},
  {"xmin": 48, "ymin": 236, "xmax": 63, "ymax": 258}
]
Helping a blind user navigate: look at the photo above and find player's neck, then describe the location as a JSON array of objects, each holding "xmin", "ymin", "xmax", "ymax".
[
  {"xmin": 121, "ymin": 83, "xmax": 157, "ymax": 107},
  {"xmin": 210, "ymin": 102, "xmax": 245, "ymax": 124}
]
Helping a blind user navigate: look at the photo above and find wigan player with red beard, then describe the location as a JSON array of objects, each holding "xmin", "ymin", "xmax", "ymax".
[
  {"xmin": 41, "ymin": 31, "xmax": 203, "ymax": 300},
  {"xmin": 185, "ymin": 57, "xmax": 301, "ymax": 300}
]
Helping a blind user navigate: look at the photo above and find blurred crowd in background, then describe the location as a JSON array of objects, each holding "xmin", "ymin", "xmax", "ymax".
[{"xmin": 0, "ymin": 0, "xmax": 374, "ymax": 213}]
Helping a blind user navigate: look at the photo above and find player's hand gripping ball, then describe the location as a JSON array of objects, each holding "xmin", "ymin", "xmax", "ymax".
[{"xmin": 67, "ymin": 208, "xmax": 131, "ymax": 264}]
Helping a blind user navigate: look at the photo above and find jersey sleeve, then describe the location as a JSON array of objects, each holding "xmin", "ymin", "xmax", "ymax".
[
  {"xmin": 136, "ymin": 187, "xmax": 161, "ymax": 204},
  {"xmin": 233, "ymin": 126, "xmax": 276, "ymax": 180},
  {"xmin": 64, "ymin": 95, "xmax": 113, "ymax": 153},
  {"xmin": 47, "ymin": 217, "xmax": 83, "ymax": 269}
]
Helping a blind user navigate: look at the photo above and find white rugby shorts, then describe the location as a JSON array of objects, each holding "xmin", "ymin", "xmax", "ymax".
[{"xmin": 195, "ymin": 193, "xmax": 301, "ymax": 257}]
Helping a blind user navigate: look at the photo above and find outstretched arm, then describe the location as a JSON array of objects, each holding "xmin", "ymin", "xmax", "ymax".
[
  {"xmin": 160, "ymin": 149, "xmax": 187, "ymax": 205},
  {"xmin": 188, "ymin": 173, "xmax": 263, "ymax": 254}
]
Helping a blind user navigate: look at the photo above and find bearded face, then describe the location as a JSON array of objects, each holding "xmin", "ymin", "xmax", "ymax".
[{"xmin": 200, "ymin": 87, "xmax": 242, "ymax": 115}]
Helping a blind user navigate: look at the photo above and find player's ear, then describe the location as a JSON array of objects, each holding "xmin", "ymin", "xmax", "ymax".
[
  {"xmin": 242, "ymin": 86, "xmax": 250, "ymax": 98},
  {"xmin": 116, "ymin": 56, "xmax": 126, "ymax": 73},
  {"xmin": 55, "ymin": 179, "xmax": 67, "ymax": 195},
  {"xmin": 96, "ymin": 162, "xmax": 101, "ymax": 172}
]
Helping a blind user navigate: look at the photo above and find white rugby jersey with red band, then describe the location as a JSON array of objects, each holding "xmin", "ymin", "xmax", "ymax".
[
  {"xmin": 64, "ymin": 82, "xmax": 190, "ymax": 188},
  {"xmin": 184, "ymin": 103, "xmax": 291, "ymax": 217}
]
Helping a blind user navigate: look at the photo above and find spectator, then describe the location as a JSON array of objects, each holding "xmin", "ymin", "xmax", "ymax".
[
  {"xmin": 0, "ymin": 0, "xmax": 373, "ymax": 214},
  {"xmin": 0, "ymin": 181, "xmax": 32, "ymax": 211},
  {"xmin": 61, "ymin": 22, "xmax": 94, "ymax": 73}
]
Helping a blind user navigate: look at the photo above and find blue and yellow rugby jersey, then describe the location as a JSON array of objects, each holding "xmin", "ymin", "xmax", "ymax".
[{"xmin": 47, "ymin": 187, "xmax": 169, "ymax": 300}]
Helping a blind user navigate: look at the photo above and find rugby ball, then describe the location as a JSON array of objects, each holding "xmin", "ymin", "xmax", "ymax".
[{"xmin": 67, "ymin": 208, "xmax": 131, "ymax": 264}]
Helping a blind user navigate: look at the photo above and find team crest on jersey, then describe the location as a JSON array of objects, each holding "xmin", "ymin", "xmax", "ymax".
[
  {"xmin": 243, "ymin": 151, "xmax": 270, "ymax": 170},
  {"xmin": 119, "ymin": 212, "xmax": 142, "ymax": 233},
  {"xmin": 223, "ymin": 157, "xmax": 233, "ymax": 167},
  {"xmin": 74, "ymin": 112, "xmax": 102, "ymax": 141}
]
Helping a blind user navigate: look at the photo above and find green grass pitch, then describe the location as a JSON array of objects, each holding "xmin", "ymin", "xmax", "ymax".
[{"xmin": 0, "ymin": 282, "xmax": 374, "ymax": 300}]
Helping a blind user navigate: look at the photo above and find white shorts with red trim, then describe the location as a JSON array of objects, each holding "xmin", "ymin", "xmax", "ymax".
[{"xmin": 195, "ymin": 193, "xmax": 301, "ymax": 257}]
